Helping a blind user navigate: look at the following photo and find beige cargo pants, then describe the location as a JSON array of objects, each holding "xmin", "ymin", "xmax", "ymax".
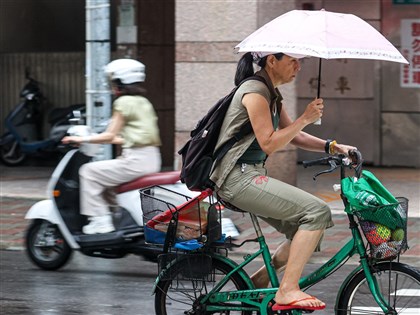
[
  {"xmin": 79, "ymin": 146, "xmax": 161, "ymax": 217},
  {"xmin": 217, "ymin": 163, "xmax": 334, "ymax": 240}
]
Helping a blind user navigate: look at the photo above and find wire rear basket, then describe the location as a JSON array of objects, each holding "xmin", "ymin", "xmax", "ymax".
[
  {"xmin": 158, "ymin": 251, "xmax": 214, "ymax": 282},
  {"xmin": 139, "ymin": 186, "xmax": 221, "ymax": 249},
  {"xmin": 356, "ymin": 197, "xmax": 408, "ymax": 260}
]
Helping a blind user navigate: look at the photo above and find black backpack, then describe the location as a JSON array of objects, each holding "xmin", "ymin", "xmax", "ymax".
[{"xmin": 178, "ymin": 75, "xmax": 268, "ymax": 191}]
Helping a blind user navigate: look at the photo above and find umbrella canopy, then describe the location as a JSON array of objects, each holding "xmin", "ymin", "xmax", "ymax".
[{"xmin": 235, "ymin": 9, "xmax": 408, "ymax": 64}]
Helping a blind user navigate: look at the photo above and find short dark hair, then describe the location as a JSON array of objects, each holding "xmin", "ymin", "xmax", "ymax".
[{"xmin": 112, "ymin": 79, "xmax": 146, "ymax": 96}]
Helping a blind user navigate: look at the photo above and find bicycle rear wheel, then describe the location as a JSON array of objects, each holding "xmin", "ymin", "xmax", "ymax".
[
  {"xmin": 337, "ymin": 262, "xmax": 420, "ymax": 314},
  {"xmin": 154, "ymin": 256, "xmax": 253, "ymax": 315}
]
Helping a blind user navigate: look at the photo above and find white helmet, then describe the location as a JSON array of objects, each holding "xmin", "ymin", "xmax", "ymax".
[{"xmin": 104, "ymin": 59, "xmax": 146, "ymax": 84}]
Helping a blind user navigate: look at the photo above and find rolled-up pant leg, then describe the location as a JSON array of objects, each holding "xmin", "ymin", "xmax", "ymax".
[{"xmin": 217, "ymin": 164, "xmax": 333, "ymax": 240}]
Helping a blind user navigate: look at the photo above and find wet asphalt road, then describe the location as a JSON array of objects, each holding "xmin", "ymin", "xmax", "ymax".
[
  {"xmin": 1, "ymin": 250, "xmax": 158, "ymax": 315},
  {"xmin": 0, "ymin": 249, "xmax": 361, "ymax": 315}
]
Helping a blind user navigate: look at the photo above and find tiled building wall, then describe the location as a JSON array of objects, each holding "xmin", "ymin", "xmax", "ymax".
[
  {"xmin": 175, "ymin": 0, "xmax": 300, "ymax": 184},
  {"xmin": 175, "ymin": 0, "xmax": 420, "ymax": 174},
  {"xmin": 294, "ymin": 0, "xmax": 420, "ymax": 167}
]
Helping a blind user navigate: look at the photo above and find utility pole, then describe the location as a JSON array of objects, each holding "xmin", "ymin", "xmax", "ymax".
[{"xmin": 86, "ymin": 0, "xmax": 111, "ymax": 160}]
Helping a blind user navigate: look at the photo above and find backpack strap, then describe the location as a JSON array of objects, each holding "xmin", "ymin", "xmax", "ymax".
[
  {"xmin": 212, "ymin": 75, "xmax": 268, "ymax": 165},
  {"xmin": 213, "ymin": 120, "xmax": 252, "ymax": 162}
]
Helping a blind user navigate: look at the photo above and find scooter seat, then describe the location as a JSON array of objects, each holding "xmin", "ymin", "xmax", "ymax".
[{"xmin": 116, "ymin": 171, "xmax": 181, "ymax": 194}]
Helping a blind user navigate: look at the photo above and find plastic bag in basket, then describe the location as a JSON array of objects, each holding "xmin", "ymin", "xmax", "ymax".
[
  {"xmin": 341, "ymin": 170, "xmax": 406, "ymax": 230},
  {"xmin": 149, "ymin": 204, "xmax": 208, "ymax": 241}
]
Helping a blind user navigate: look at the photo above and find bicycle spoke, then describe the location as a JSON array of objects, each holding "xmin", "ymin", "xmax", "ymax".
[{"xmin": 337, "ymin": 263, "xmax": 420, "ymax": 315}]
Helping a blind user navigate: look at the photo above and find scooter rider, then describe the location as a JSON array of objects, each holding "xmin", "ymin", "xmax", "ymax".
[{"xmin": 62, "ymin": 59, "xmax": 162, "ymax": 234}]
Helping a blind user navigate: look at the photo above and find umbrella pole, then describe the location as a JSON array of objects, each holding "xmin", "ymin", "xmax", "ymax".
[
  {"xmin": 314, "ymin": 59, "xmax": 322, "ymax": 125},
  {"xmin": 317, "ymin": 58, "xmax": 322, "ymax": 98}
]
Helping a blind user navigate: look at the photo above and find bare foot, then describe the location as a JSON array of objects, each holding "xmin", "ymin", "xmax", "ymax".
[{"xmin": 275, "ymin": 290, "xmax": 325, "ymax": 308}]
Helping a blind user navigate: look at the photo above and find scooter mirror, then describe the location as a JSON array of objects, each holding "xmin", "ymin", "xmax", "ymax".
[{"xmin": 69, "ymin": 110, "xmax": 82, "ymax": 125}]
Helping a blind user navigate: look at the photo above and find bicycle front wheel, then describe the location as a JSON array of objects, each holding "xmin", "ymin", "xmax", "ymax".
[
  {"xmin": 337, "ymin": 262, "xmax": 420, "ymax": 314},
  {"xmin": 155, "ymin": 256, "xmax": 253, "ymax": 315}
]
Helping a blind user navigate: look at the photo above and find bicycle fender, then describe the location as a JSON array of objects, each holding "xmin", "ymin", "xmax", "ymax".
[
  {"xmin": 335, "ymin": 264, "xmax": 363, "ymax": 311},
  {"xmin": 335, "ymin": 261, "xmax": 414, "ymax": 313},
  {"xmin": 151, "ymin": 252, "xmax": 253, "ymax": 294}
]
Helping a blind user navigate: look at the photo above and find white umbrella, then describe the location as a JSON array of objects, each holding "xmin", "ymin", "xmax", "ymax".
[
  {"xmin": 235, "ymin": 9, "xmax": 408, "ymax": 64},
  {"xmin": 235, "ymin": 9, "xmax": 408, "ymax": 104}
]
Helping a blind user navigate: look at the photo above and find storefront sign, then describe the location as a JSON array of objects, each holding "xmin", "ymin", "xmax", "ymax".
[{"xmin": 401, "ymin": 19, "xmax": 420, "ymax": 88}]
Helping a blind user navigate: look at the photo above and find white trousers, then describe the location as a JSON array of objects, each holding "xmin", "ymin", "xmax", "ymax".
[{"xmin": 79, "ymin": 146, "xmax": 161, "ymax": 217}]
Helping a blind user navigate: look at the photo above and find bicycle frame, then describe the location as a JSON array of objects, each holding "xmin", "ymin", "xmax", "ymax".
[{"xmin": 199, "ymin": 211, "xmax": 394, "ymax": 314}]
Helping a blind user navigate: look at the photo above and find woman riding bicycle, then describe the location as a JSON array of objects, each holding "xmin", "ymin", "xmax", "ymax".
[{"xmin": 210, "ymin": 52, "xmax": 356, "ymax": 311}]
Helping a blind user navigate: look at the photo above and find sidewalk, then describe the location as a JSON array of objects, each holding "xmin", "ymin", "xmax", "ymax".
[{"xmin": 1, "ymin": 163, "xmax": 419, "ymax": 266}]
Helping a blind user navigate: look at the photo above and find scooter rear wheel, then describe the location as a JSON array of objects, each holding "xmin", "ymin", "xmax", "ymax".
[
  {"xmin": 0, "ymin": 140, "xmax": 26, "ymax": 166},
  {"xmin": 26, "ymin": 219, "xmax": 72, "ymax": 270}
]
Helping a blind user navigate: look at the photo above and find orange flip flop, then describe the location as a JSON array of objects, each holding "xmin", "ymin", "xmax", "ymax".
[{"xmin": 272, "ymin": 296, "xmax": 326, "ymax": 311}]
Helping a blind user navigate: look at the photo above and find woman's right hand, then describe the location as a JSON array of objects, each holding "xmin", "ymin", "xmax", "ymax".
[{"xmin": 302, "ymin": 98, "xmax": 324, "ymax": 124}]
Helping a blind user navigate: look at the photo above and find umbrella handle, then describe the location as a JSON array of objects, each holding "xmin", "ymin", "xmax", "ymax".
[{"xmin": 314, "ymin": 59, "xmax": 322, "ymax": 125}]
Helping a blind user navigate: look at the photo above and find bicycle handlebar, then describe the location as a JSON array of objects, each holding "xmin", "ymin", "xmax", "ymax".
[
  {"xmin": 302, "ymin": 149, "xmax": 363, "ymax": 179},
  {"xmin": 302, "ymin": 156, "xmax": 333, "ymax": 168}
]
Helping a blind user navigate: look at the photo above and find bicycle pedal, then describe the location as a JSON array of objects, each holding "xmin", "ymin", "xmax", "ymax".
[
  {"xmin": 267, "ymin": 299, "xmax": 315, "ymax": 315},
  {"xmin": 265, "ymin": 302, "xmax": 292, "ymax": 315}
]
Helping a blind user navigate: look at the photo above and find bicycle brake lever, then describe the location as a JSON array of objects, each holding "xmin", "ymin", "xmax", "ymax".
[{"xmin": 312, "ymin": 160, "xmax": 338, "ymax": 180}]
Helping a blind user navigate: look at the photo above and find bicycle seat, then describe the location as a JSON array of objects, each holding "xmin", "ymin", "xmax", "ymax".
[{"xmin": 218, "ymin": 197, "xmax": 246, "ymax": 213}]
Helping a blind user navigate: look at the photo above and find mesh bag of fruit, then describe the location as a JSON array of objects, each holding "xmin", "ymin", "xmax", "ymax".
[{"xmin": 342, "ymin": 170, "xmax": 408, "ymax": 259}]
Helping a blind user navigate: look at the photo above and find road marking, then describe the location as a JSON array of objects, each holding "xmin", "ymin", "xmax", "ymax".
[
  {"xmin": 352, "ymin": 308, "xmax": 419, "ymax": 314},
  {"xmin": 352, "ymin": 288, "xmax": 420, "ymax": 314},
  {"xmin": 315, "ymin": 192, "xmax": 341, "ymax": 202},
  {"xmin": 392, "ymin": 288, "xmax": 420, "ymax": 296}
]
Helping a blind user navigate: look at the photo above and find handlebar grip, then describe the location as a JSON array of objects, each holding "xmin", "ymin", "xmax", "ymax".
[
  {"xmin": 348, "ymin": 149, "xmax": 363, "ymax": 178},
  {"xmin": 302, "ymin": 156, "xmax": 330, "ymax": 168},
  {"xmin": 348, "ymin": 149, "xmax": 363, "ymax": 165}
]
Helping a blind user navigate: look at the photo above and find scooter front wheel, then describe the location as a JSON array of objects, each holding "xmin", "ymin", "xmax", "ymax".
[
  {"xmin": 26, "ymin": 219, "xmax": 72, "ymax": 270},
  {"xmin": 0, "ymin": 140, "xmax": 26, "ymax": 166}
]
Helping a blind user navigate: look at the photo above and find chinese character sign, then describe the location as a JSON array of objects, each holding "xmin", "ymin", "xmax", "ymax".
[
  {"xmin": 297, "ymin": 58, "xmax": 374, "ymax": 98},
  {"xmin": 401, "ymin": 19, "xmax": 420, "ymax": 88}
]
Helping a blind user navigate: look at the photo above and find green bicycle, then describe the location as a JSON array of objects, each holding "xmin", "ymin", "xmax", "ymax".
[{"xmin": 140, "ymin": 150, "xmax": 420, "ymax": 315}]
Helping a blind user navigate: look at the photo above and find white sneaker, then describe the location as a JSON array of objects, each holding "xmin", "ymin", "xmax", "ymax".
[{"xmin": 83, "ymin": 215, "xmax": 115, "ymax": 234}]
